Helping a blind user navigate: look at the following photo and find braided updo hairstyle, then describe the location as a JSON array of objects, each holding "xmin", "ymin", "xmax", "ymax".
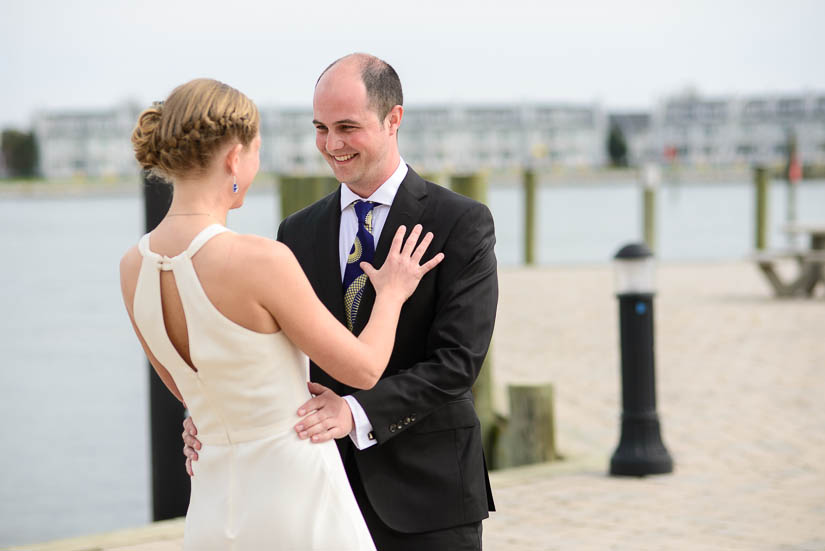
[{"xmin": 131, "ymin": 78, "xmax": 259, "ymax": 181}]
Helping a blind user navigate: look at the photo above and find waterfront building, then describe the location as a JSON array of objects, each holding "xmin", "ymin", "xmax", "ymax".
[
  {"xmin": 259, "ymin": 103, "xmax": 607, "ymax": 174},
  {"xmin": 30, "ymin": 92, "xmax": 825, "ymax": 178},
  {"xmin": 33, "ymin": 104, "xmax": 142, "ymax": 179},
  {"xmin": 650, "ymin": 91, "xmax": 825, "ymax": 168}
]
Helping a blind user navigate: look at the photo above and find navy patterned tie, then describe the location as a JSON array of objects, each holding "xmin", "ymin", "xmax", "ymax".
[{"xmin": 343, "ymin": 200, "xmax": 377, "ymax": 331}]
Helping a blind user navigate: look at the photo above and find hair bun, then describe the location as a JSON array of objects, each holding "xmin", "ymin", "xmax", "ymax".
[
  {"xmin": 131, "ymin": 79, "xmax": 259, "ymax": 180},
  {"xmin": 131, "ymin": 106, "xmax": 163, "ymax": 169}
]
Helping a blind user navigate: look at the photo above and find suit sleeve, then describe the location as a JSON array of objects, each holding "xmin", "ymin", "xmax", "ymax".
[{"xmin": 353, "ymin": 201, "xmax": 498, "ymax": 444}]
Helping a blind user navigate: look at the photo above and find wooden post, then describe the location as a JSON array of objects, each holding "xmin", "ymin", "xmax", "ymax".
[
  {"xmin": 279, "ymin": 175, "xmax": 338, "ymax": 220},
  {"xmin": 449, "ymin": 172, "xmax": 497, "ymax": 460},
  {"xmin": 755, "ymin": 166, "xmax": 769, "ymax": 251},
  {"xmin": 142, "ymin": 172, "xmax": 190, "ymax": 520},
  {"xmin": 643, "ymin": 188, "xmax": 656, "ymax": 253},
  {"xmin": 523, "ymin": 168, "xmax": 537, "ymax": 265},
  {"xmin": 450, "ymin": 172, "xmax": 488, "ymax": 204},
  {"xmin": 471, "ymin": 344, "xmax": 498, "ymax": 465},
  {"xmin": 640, "ymin": 164, "xmax": 660, "ymax": 254},
  {"xmin": 496, "ymin": 384, "xmax": 557, "ymax": 468}
]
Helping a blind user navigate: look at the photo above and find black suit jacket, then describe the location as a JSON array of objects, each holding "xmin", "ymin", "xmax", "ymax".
[{"xmin": 277, "ymin": 166, "xmax": 497, "ymax": 534}]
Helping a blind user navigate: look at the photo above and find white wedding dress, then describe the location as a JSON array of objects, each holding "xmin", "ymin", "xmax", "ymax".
[{"xmin": 132, "ymin": 224, "xmax": 375, "ymax": 550}]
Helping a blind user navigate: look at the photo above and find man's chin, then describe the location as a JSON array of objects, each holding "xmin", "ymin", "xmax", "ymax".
[{"xmin": 328, "ymin": 165, "xmax": 358, "ymax": 185}]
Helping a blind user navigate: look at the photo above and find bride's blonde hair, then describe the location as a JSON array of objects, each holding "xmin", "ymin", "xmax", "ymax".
[{"xmin": 131, "ymin": 78, "xmax": 259, "ymax": 180}]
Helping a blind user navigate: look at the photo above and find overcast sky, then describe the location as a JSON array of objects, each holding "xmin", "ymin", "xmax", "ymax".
[{"xmin": 1, "ymin": 0, "xmax": 822, "ymax": 128}]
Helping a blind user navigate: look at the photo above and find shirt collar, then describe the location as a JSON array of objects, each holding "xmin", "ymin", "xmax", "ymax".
[{"xmin": 340, "ymin": 157, "xmax": 408, "ymax": 211}]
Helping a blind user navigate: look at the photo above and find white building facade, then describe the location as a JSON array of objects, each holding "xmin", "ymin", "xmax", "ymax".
[
  {"xmin": 30, "ymin": 93, "xmax": 825, "ymax": 178},
  {"xmin": 33, "ymin": 104, "xmax": 142, "ymax": 179},
  {"xmin": 259, "ymin": 103, "xmax": 607, "ymax": 174},
  {"xmin": 649, "ymin": 92, "xmax": 825, "ymax": 167}
]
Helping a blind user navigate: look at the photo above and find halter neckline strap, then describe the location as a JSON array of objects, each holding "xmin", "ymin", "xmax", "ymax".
[{"xmin": 138, "ymin": 224, "xmax": 231, "ymax": 271}]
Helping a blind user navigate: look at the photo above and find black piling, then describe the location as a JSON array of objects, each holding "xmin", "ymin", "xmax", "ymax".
[{"xmin": 142, "ymin": 172, "xmax": 190, "ymax": 520}]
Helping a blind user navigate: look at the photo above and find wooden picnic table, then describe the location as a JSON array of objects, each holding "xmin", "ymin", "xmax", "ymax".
[{"xmin": 754, "ymin": 223, "xmax": 825, "ymax": 298}]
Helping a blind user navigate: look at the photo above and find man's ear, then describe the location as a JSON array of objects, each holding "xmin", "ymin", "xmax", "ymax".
[{"xmin": 385, "ymin": 105, "xmax": 404, "ymax": 136}]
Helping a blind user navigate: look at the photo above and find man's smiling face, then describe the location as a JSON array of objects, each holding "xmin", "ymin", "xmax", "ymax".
[{"xmin": 312, "ymin": 59, "xmax": 400, "ymax": 197}]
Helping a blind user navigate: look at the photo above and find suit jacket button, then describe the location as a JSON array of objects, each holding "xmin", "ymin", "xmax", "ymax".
[
  {"xmin": 389, "ymin": 424, "xmax": 397, "ymax": 432},
  {"xmin": 404, "ymin": 417, "xmax": 412, "ymax": 424},
  {"xmin": 411, "ymin": 413, "xmax": 417, "ymax": 422},
  {"xmin": 368, "ymin": 431, "xmax": 375, "ymax": 441}
]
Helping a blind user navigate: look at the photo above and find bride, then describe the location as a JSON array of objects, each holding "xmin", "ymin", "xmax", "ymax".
[{"xmin": 119, "ymin": 78, "xmax": 442, "ymax": 550}]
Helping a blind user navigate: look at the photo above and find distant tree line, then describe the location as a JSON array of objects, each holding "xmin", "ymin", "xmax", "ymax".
[{"xmin": 1, "ymin": 129, "xmax": 39, "ymax": 178}]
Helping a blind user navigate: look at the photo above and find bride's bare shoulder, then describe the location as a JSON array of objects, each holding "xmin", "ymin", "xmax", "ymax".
[
  {"xmin": 228, "ymin": 233, "xmax": 295, "ymax": 261},
  {"xmin": 119, "ymin": 245, "xmax": 142, "ymax": 303},
  {"xmin": 222, "ymin": 234, "xmax": 301, "ymax": 280}
]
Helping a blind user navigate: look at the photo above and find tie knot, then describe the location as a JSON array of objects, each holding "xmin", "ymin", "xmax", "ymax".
[
  {"xmin": 353, "ymin": 200, "xmax": 376, "ymax": 223},
  {"xmin": 353, "ymin": 201, "xmax": 377, "ymax": 233}
]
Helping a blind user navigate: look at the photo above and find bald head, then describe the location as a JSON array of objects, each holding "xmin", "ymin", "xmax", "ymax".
[{"xmin": 317, "ymin": 53, "xmax": 403, "ymax": 122}]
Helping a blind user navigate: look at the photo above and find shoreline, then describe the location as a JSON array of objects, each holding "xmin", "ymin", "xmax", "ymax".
[{"xmin": 4, "ymin": 167, "xmax": 818, "ymax": 199}]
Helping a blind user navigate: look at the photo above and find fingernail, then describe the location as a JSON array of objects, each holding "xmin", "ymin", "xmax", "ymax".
[
  {"xmin": 312, "ymin": 435, "xmax": 319, "ymax": 441},
  {"xmin": 296, "ymin": 424, "xmax": 304, "ymax": 431},
  {"xmin": 299, "ymin": 431, "xmax": 308, "ymax": 438},
  {"xmin": 298, "ymin": 409, "xmax": 305, "ymax": 415}
]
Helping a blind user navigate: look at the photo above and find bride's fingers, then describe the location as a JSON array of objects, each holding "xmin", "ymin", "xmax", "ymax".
[
  {"xmin": 410, "ymin": 232, "xmax": 434, "ymax": 264},
  {"xmin": 389, "ymin": 225, "xmax": 406, "ymax": 255},
  {"xmin": 419, "ymin": 252, "xmax": 445, "ymax": 274},
  {"xmin": 400, "ymin": 224, "xmax": 422, "ymax": 257},
  {"xmin": 360, "ymin": 261, "xmax": 376, "ymax": 280}
]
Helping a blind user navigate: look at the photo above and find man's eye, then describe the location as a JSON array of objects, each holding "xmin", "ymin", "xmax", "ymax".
[{"xmin": 315, "ymin": 126, "xmax": 327, "ymax": 132}]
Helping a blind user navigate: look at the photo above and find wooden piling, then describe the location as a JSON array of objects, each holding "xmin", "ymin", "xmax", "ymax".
[
  {"xmin": 449, "ymin": 172, "xmax": 488, "ymax": 204},
  {"xmin": 449, "ymin": 172, "xmax": 497, "ymax": 461},
  {"xmin": 523, "ymin": 168, "xmax": 537, "ymax": 265},
  {"xmin": 278, "ymin": 175, "xmax": 338, "ymax": 220},
  {"xmin": 495, "ymin": 384, "xmax": 557, "ymax": 468},
  {"xmin": 643, "ymin": 187, "xmax": 656, "ymax": 253},
  {"xmin": 754, "ymin": 166, "xmax": 769, "ymax": 250}
]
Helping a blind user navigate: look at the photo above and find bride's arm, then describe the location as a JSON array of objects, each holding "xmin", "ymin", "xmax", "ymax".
[
  {"xmin": 119, "ymin": 248, "xmax": 185, "ymax": 404},
  {"xmin": 256, "ymin": 225, "xmax": 442, "ymax": 390}
]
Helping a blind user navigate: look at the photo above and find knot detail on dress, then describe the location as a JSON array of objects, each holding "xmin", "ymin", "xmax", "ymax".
[{"xmin": 156, "ymin": 256, "xmax": 174, "ymax": 271}]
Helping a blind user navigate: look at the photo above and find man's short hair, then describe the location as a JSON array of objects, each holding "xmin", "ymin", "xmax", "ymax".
[{"xmin": 318, "ymin": 54, "xmax": 403, "ymax": 122}]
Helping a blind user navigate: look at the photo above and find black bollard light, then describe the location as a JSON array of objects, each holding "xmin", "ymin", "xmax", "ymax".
[
  {"xmin": 609, "ymin": 243, "xmax": 673, "ymax": 476},
  {"xmin": 143, "ymin": 171, "xmax": 191, "ymax": 519}
]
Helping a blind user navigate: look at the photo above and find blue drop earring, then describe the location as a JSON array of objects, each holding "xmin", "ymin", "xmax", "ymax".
[{"xmin": 232, "ymin": 175, "xmax": 238, "ymax": 193}]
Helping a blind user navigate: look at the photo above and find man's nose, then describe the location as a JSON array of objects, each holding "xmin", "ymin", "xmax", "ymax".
[{"xmin": 326, "ymin": 131, "xmax": 345, "ymax": 152}]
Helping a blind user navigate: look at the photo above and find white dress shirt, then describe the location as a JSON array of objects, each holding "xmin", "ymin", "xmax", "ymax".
[{"xmin": 339, "ymin": 158, "xmax": 408, "ymax": 450}]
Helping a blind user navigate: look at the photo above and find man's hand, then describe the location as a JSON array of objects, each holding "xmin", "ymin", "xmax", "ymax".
[
  {"xmin": 294, "ymin": 382, "xmax": 354, "ymax": 443},
  {"xmin": 182, "ymin": 416, "xmax": 202, "ymax": 477}
]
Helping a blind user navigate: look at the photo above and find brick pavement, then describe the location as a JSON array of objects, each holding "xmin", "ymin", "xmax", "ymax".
[
  {"xmin": 9, "ymin": 261, "xmax": 824, "ymax": 551},
  {"xmin": 486, "ymin": 261, "xmax": 825, "ymax": 550}
]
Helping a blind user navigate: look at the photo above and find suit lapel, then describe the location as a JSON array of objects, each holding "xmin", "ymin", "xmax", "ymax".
[
  {"xmin": 314, "ymin": 188, "xmax": 347, "ymax": 326},
  {"xmin": 353, "ymin": 167, "xmax": 428, "ymax": 335}
]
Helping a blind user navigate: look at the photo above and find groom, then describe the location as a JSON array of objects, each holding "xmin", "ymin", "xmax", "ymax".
[{"xmin": 185, "ymin": 53, "xmax": 497, "ymax": 550}]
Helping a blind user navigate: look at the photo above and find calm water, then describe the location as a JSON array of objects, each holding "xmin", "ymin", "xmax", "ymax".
[{"xmin": 1, "ymin": 179, "xmax": 823, "ymax": 546}]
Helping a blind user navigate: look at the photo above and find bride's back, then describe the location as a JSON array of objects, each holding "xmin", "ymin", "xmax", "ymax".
[
  {"xmin": 126, "ymin": 223, "xmax": 311, "ymax": 445},
  {"xmin": 145, "ymin": 225, "xmax": 280, "ymax": 369}
]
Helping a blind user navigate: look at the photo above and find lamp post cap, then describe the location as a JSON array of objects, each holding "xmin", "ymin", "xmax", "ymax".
[{"xmin": 614, "ymin": 243, "xmax": 653, "ymax": 260}]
